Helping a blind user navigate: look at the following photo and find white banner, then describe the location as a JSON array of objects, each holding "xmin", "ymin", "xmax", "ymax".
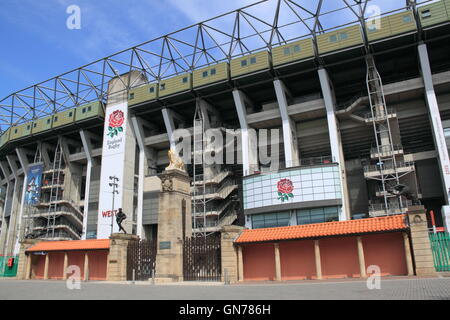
[{"xmin": 97, "ymin": 102, "xmax": 128, "ymax": 239}]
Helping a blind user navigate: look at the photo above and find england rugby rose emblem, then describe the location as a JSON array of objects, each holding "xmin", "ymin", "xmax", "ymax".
[
  {"xmin": 277, "ymin": 178, "xmax": 294, "ymax": 202},
  {"xmin": 107, "ymin": 110, "xmax": 124, "ymax": 138}
]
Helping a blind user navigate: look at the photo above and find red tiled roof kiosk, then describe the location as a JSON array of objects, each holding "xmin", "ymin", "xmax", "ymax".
[{"xmin": 235, "ymin": 215, "xmax": 413, "ymax": 281}]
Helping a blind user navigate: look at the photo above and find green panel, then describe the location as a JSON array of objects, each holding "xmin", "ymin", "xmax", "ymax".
[
  {"xmin": 429, "ymin": 232, "xmax": 450, "ymax": 272},
  {"xmin": 230, "ymin": 51, "xmax": 271, "ymax": 78},
  {"xmin": 159, "ymin": 74, "xmax": 192, "ymax": 98},
  {"xmin": 272, "ymin": 38, "xmax": 315, "ymax": 67},
  {"xmin": 0, "ymin": 256, "xmax": 19, "ymax": 277},
  {"xmin": 0, "ymin": 128, "xmax": 11, "ymax": 148},
  {"xmin": 388, "ymin": 11, "xmax": 417, "ymax": 35},
  {"xmin": 193, "ymin": 62, "xmax": 229, "ymax": 88},
  {"xmin": 128, "ymin": 83, "xmax": 158, "ymax": 106},
  {"xmin": 10, "ymin": 122, "xmax": 33, "ymax": 141},
  {"xmin": 32, "ymin": 115, "xmax": 53, "ymax": 134},
  {"xmin": 317, "ymin": 25, "xmax": 363, "ymax": 54},
  {"xmin": 419, "ymin": 1, "xmax": 449, "ymax": 27},
  {"xmin": 52, "ymin": 108, "xmax": 76, "ymax": 128},
  {"xmin": 75, "ymin": 101, "xmax": 104, "ymax": 122}
]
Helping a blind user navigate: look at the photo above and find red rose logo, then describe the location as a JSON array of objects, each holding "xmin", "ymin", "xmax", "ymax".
[
  {"xmin": 107, "ymin": 110, "xmax": 124, "ymax": 137},
  {"xmin": 277, "ymin": 178, "xmax": 294, "ymax": 202}
]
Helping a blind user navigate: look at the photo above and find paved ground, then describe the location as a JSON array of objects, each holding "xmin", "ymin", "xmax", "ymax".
[{"xmin": 0, "ymin": 277, "xmax": 449, "ymax": 300}]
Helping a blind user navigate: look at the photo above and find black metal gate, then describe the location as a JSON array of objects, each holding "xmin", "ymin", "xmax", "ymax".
[
  {"xmin": 183, "ymin": 233, "xmax": 222, "ymax": 281},
  {"xmin": 127, "ymin": 239, "xmax": 157, "ymax": 281}
]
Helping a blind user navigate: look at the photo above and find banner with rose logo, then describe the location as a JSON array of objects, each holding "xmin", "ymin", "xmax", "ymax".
[{"xmin": 97, "ymin": 102, "xmax": 129, "ymax": 239}]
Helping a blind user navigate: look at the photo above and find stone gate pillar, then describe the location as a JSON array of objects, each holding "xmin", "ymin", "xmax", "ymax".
[
  {"xmin": 220, "ymin": 225, "xmax": 244, "ymax": 283},
  {"xmin": 15, "ymin": 238, "xmax": 41, "ymax": 280},
  {"xmin": 407, "ymin": 205, "xmax": 437, "ymax": 277},
  {"xmin": 107, "ymin": 233, "xmax": 139, "ymax": 281},
  {"xmin": 154, "ymin": 166, "xmax": 192, "ymax": 283}
]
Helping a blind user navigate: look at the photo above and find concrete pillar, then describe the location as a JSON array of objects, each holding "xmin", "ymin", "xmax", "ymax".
[
  {"xmin": 407, "ymin": 205, "xmax": 437, "ymax": 276},
  {"xmin": 314, "ymin": 240, "xmax": 322, "ymax": 280},
  {"xmin": 220, "ymin": 225, "xmax": 244, "ymax": 283},
  {"xmin": 356, "ymin": 236, "xmax": 367, "ymax": 278},
  {"xmin": 237, "ymin": 245, "xmax": 244, "ymax": 282},
  {"xmin": 97, "ymin": 71, "xmax": 144, "ymax": 238},
  {"xmin": 4, "ymin": 154, "xmax": 21, "ymax": 257},
  {"xmin": 43, "ymin": 254, "xmax": 49, "ymax": 280},
  {"xmin": 83, "ymin": 252, "xmax": 89, "ymax": 281},
  {"xmin": 232, "ymin": 90, "xmax": 259, "ymax": 176},
  {"xmin": 0, "ymin": 179, "xmax": 10, "ymax": 254},
  {"xmin": 80, "ymin": 130, "xmax": 94, "ymax": 240},
  {"xmin": 162, "ymin": 108, "xmax": 177, "ymax": 151},
  {"xmin": 15, "ymin": 238, "xmax": 41, "ymax": 280},
  {"xmin": 418, "ymin": 43, "xmax": 450, "ymax": 229},
  {"xmin": 63, "ymin": 252, "xmax": 69, "ymax": 280},
  {"xmin": 317, "ymin": 67, "xmax": 350, "ymax": 221},
  {"xmin": 403, "ymin": 232, "xmax": 414, "ymax": 276},
  {"xmin": 273, "ymin": 79, "xmax": 300, "ymax": 168},
  {"xmin": 274, "ymin": 242, "xmax": 281, "ymax": 281},
  {"xmin": 14, "ymin": 148, "xmax": 29, "ymax": 255}
]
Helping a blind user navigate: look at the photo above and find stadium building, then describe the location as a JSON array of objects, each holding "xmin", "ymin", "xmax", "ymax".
[{"xmin": 1, "ymin": 0, "xmax": 450, "ymax": 271}]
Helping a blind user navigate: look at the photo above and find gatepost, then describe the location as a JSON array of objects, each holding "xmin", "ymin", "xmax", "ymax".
[
  {"xmin": 154, "ymin": 160, "xmax": 192, "ymax": 283},
  {"xmin": 220, "ymin": 225, "xmax": 245, "ymax": 283},
  {"xmin": 406, "ymin": 205, "xmax": 438, "ymax": 277},
  {"xmin": 15, "ymin": 238, "xmax": 42, "ymax": 280},
  {"xmin": 107, "ymin": 233, "xmax": 139, "ymax": 281}
]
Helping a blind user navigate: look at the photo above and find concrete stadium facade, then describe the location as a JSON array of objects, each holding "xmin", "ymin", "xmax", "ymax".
[{"xmin": 1, "ymin": 0, "xmax": 450, "ymax": 258}]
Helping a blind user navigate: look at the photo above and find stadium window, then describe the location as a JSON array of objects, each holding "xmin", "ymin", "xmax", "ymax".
[
  {"xmin": 87, "ymin": 106, "xmax": 92, "ymax": 111},
  {"xmin": 202, "ymin": 71, "xmax": 209, "ymax": 78},
  {"xmin": 283, "ymin": 47, "xmax": 291, "ymax": 56},
  {"xmin": 250, "ymin": 57, "xmax": 257, "ymax": 64},
  {"xmin": 403, "ymin": 15, "xmax": 412, "ymax": 23},
  {"xmin": 329, "ymin": 35, "xmax": 338, "ymax": 42},
  {"xmin": 293, "ymin": 45, "xmax": 301, "ymax": 53},
  {"xmin": 68, "ymin": 111, "xmax": 73, "ymax": 117},
  {"xmin": 129, "ymin": 93, "xmax": 134, "ymax": 100},
  {"xmin": 14, "ymin": 129, "xmax": 17, "ymax": 134},
  {"xmin": 47, "ymin": 119, "xmax": 51, "ymax": 124},
  {"xmin": 182, "ymin": 77, "xmax": 188, "ymax": 83},
  {"xmin": 241, "ymin": 59, "xmax": 247, "ymax": 67},
  {"xmin": 210, "ymin": 68, "xmax": 216, "ymax": 75},
  {"xmin": 160, "ymin": 83, "xmax": 166, "ymax": 90},
  {"xmin": 367, "ymin": 24, "xmax": 377, "ymax": 32},
  {"xmin": 339, "ymin": 32, "xmax": 348, "ymax": 40},
  {"xmin": 82, "ymin": 108, "xmax": 86, "ymax": 114},
  {"xmin": 149, "ymin": 87, "xmax": 155, "ymax": 93},
  {"xmin": 27, "ymin": 125, "xmax": 30, "ymax": 130},
  {"xmin": 54, "ymin": 116, "xmax": 58, "ymax": 122},
  {"xmin": 33, "ymin": 123, "xmax": 37, "ymax": 128},
  {"xmin": 420, "ymin": 10, "xmax": 431, "ymax": 19}
]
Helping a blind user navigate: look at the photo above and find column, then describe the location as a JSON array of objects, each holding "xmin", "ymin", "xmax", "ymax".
[
  {"xmin": 237, "ymin": 245, "xmax": 244, "ymax": 282},
  {"xmin": 232, "ymin": 90, "xmax": 259, "ymax": 176},
  {"xmin": 80, "ymin": 130, "xmax": 93, "ymax": 240},
  {"xmin": 318, "ymin": 67, "xmax": 350, "ymax": 221},
  {"xmin": 162, "ymin": 108, "xmax": 176, "ymax": 150},
  {"xmin": 356, "ymin": 236, "xmax": 367, "ymax": 278},
  {"xmin": 220, "ymin": 225, "xmax": 245, "ymax": 283},
  {"xmin": 403, "ymin": 232, "xmax": 414, "ymax": 276},
  {"xmin": 418, "ymin": 43, "xmax": 450, "ymax": 229},
  {"xmin": 43, "ymin": 254, "xmax": 49, "ymax": 280},
  {"xmin": 274, "ymin": 79, "xmax": 300, "ymax": 168},
  {"xmin": 97, "ymin": 71, "xmax": 142, "ymax": 239},
  {"xmin": 314, "ymin": 240, "xmax": 322, "ymax": 280},
  {"xmin": 14, "ymin": 148, "xmax": 29, "ymax": 255},
  {"xmin": 84, "ymin": 252, "xmax": 89, "ymax": 281},
  {"xmin": 63, "ymin": 252, "xmax": 69, "ymax": 280},
  {"xmin": 274, "ymin": 243, "xmax": 281, "ymax": 281}
]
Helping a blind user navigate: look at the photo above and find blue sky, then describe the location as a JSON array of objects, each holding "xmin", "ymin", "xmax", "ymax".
[{"xmin": 0, "ymin": 0, "xmax": 413, "ymax": 101}]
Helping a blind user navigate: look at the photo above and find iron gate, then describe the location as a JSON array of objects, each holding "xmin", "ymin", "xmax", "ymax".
[
  {"xmin": 429, "ymin": 232, "xmax": 450, "ymax": 272},
  {"xmin": 183, "ymin": 234, "xmax": 222, "ymax": 281},
  {"xmin": 127, "ymin": 239, "xmax": 157, "ymax": 281}
]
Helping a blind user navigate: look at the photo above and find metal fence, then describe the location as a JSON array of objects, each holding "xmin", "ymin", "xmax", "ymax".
[{"xmin": 429, "ymin": 232, "xmax": 450, "ymax": 272}]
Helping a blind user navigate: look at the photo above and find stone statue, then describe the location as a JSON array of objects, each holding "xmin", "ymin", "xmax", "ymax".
[{"xmin": 166, "ymin": 149, "xmax": 185, "ymax": 171}]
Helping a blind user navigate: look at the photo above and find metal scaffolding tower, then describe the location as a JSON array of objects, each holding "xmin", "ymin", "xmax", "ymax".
[
  {"xmin": 45, "ymin": 139, "xmax": 64, "ymax": 238},
  {"xmin": 365, "ymin": 56, "xmax": 415, "ymax": 216}
]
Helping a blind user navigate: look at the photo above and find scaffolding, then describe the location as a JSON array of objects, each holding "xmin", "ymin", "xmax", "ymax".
[{"xmin": 364, "ymin": 56, "xmax": 416, "ymax": 216}]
